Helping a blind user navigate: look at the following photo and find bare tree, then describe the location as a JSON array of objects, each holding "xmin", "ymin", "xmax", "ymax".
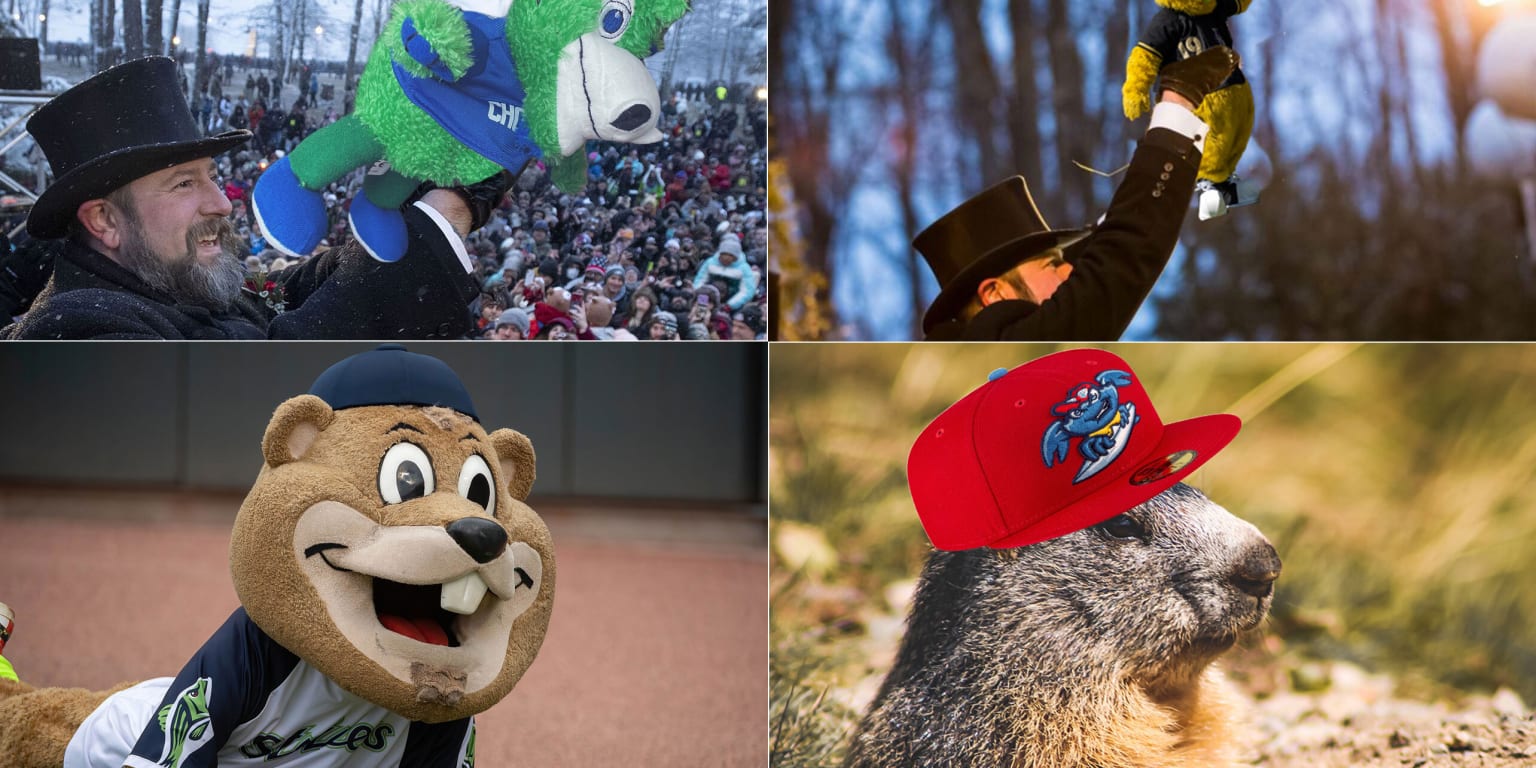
[
  {"xmin": 1005, "ymin": 0, "xmax": 1044, "ymax": 189},
  {"xmin": 883, "ymin": 0, "xmax": 939, "ymax": 338},
  {"xmin": 192, "ymin": 0, "xmax": 209, "ymax": 96},
  {"xmin": 145, "ymin": 0, "xmax": 161, "ymax": 57},
  {"xmin": 343, "ymin": 0, "xmax": 365, "ymax": 112},
  {"xmin": 123, "ymin": 0, "xmax": 143, "ymax": 61},
  {"xmin": 772, "ymin": 0, "xmax": 872, "ymax": 336},
  {"xmin": 1043, "ymin": 0, "xmax": 1091, "ymax": 221},
  {"xmin": 1428, "ymin": 0, "xmax": 1498, "ymax": 168},
  {"xmin": 940, "ymin": 0, "xmax": 1005, "ymax": 191},
  {"xmin": 168, "ymin": 0, "xmax": 181, "ymax": 55}
]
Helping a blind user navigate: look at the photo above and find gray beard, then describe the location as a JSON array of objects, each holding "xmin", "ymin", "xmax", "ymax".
[{"xmin": 116, "ymin": 211, "xmax": 248, "ymax": 312}]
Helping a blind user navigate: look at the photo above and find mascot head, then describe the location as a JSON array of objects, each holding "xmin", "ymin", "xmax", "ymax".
[
  {"xmin": 230, "ymin": 345, "xmax": 555, "ymax": 723},
  {"xmin": 509, "ymin": 0, "xmax": 692, "ymax": 157}
]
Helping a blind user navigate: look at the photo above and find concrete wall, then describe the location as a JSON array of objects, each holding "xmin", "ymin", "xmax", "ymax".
[{"xmin": 0, "ymin": 343, "xmax": 765, "ymax": 503}]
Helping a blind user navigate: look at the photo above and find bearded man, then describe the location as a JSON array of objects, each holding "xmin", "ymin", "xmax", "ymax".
[{"xmin": 5, "ymin": 57, "xmax": 499, "ymax": 340}]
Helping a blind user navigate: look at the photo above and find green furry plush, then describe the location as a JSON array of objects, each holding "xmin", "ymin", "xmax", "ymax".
[
  {"xmin": 252, "ymin": 0, "xmax": 689, "ymax": 262},
  {"xmin": 346, "ymin": 0, "xmax": 689, "ymax": 188}
]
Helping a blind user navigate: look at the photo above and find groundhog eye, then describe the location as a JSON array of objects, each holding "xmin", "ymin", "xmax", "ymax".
[
  {"xmin": 457, "ymin": 454, "xmax": 497, "ymax": 516},
  {"xmin": 1094, "ymin": 514, "xmax": 1147, "ymax": 542},
  {"xmin": 379, "ymin": 442, "xmax": 435, "ymax": 504}
]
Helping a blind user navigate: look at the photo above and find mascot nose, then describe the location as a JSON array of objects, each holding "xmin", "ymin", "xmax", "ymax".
[
  {"xmin": 1229, "ymin": 542, "xmax": 1281, "ymax": 598},
  {"xmin": 612, "ymin": 104, "xmax": 652, "ymax": 132},
  {"xmin": 446, "ymin": 517, "xmax": 508, "ymax": 563}
]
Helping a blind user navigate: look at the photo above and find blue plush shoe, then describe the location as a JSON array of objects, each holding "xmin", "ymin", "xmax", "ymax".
[
  {"xmin": 251, "ymin": 156, "xmax": 327, "ymax": 258},
  {"xmin": 347, "ymin": 191, "xmax": 409, "ymax": 263}
]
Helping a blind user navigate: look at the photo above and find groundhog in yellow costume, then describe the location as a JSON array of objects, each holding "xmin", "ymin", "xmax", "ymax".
[
  {"xmin": 0, "ymin": 344, "xmax": 555, "ymax": 768},
  {"xmin": 1123, "ymin": 0, "xmax": 1254, "ymax": 217}
]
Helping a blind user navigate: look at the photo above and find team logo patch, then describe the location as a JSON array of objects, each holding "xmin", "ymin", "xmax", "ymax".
[
  {"xmin": 1042, "ymin": 370, "xmax": 1140, "ymax": 484},
  {"xmin": 1129, "ymin": 450, "xmax": 1197, "ymax": 485},
  {"xmin": 156, "ymin": 677, "xmax": 214, "ymax": 768}
]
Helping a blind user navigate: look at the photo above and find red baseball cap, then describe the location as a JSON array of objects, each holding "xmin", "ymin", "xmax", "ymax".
[{"xmin": 907, "ymin": 349, "xmax": 1240, "ymax": 550}]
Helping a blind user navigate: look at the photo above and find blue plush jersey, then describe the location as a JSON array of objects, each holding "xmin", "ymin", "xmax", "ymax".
[
  {"xmin": 392, "ymin": 11, "xmax": 543, "ymax": 174},
  {"xmin": 63, "ymin": 608, "xmax": 474, "ymax": 768}
]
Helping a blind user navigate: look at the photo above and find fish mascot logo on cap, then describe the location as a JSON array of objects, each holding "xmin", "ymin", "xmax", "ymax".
[{"xmin": 1041, "ymin": 370, "xmax": 1141, "ymax": 483}]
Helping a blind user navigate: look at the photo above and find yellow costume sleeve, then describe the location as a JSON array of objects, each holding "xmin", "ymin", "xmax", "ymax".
[
  {"xmin": 0, "ymin": 655, "xmax": 16, "ymax": 683},
  {"xmin": 1123, "ymin": 45, "xmax": 1162, "ymax": 120}
]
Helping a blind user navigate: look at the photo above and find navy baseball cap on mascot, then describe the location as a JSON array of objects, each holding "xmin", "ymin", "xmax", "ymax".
[{"xmin": 0, "ymin": 344, "xmax": 554, "ymax": 768}]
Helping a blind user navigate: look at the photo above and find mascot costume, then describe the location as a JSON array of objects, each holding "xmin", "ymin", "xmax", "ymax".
[
  {"xmin": 1122, "ymin": 0, "xmax": 1257, "ymax": 220},
  {"xmin": 254, "ymin": 0, "xmax": 691, "ymax": 263},
  {"xmin": 0, "ymin": 345, "xmax": 556, "ymax": 768}
]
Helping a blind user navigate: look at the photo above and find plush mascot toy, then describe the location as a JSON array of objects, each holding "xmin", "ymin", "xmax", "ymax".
[
  {"xmin": 0, "ymin": 345, "xmax": 555, "ymax": 768},
  {"xmin": 1122, "ymin": 0, "xmax": 1257, "ymax": 220},
  {"xmin": 254, "ymin": 0, "xmax": 690, "ymax": 263}
]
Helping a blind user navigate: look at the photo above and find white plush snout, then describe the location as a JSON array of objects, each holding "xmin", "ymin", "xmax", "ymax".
[{"xmin": 556, "ymin": 32, "xmax": 665, "ymax": 155}]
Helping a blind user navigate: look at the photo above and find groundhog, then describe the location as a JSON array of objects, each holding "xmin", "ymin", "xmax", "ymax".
[{"xmin": 846, "ymin": 483, "xmax": 1280, "ymax": 768}]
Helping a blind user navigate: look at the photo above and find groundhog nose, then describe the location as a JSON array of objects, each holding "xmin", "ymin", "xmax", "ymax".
[
  {"xmin": 612, "ymin": 104, "xmax": 652, "ymax": 132},
  {"xmin": 1230, "ymin": 543, "xmax": 1281, "ymax": 598},
  {"xmin": 446, "ymin": 517, "xmax": 508, "ymax": 564}
]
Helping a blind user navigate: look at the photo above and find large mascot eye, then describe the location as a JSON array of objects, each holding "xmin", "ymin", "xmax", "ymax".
[
  {"xmin": 598, "ymin": 0, "xmax": 632, "ymax": 40},
  {"xmin": 458, "ymin": 454, "xmax": 496, "ymax": 516},
  {"xmin": 379, "ymin": 442, "xmax": 435, "ymax": 504}
]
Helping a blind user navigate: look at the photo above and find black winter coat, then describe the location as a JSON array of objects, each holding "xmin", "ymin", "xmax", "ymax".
[
  {"xmin": 924, "ymin": 127, "xmax": 1201, "ymax": 341},
  {"xmin": 3, "ymin": 205, "xmax": 477, "ymax": 339}
]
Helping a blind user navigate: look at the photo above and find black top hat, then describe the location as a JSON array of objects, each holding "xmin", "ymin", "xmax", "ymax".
[
  {"xmin": 310, "ymin": 345, "xmax": 480, "ymax": 422},
  {"xmin": 915, "ymin": 176, "xmax": 1091, "ymax": 334},
  {"xmin": 25, "ymin": 56, "xmax": 251, "ymax": 238}
]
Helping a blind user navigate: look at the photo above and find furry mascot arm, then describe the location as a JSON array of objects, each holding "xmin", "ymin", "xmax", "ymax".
[
  {"xmin": 388, "ymin": 0, "xmax": 477, "ymax": 82},
  {"xmin": 1122, "ymin": 45, "xmax": 1162, "ymax": 120}
]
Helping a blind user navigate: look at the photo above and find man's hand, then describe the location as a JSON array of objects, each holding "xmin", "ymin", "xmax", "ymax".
[
  {"xmin": 416, "ymin": 170, "xmax": 517, "ymax": 238},
  {"xmin": 1157, "ymin": 46, "xmax": 1239, "ymax": 110}
]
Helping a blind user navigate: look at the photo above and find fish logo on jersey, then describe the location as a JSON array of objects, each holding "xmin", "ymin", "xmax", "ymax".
[
  {"xmin": 1042, "ymin": 370, "xmax": 1139, "ymax": 483},
  {"xmin": 156, "ymin": 677, "xmax": 214, "ymax": 768}
]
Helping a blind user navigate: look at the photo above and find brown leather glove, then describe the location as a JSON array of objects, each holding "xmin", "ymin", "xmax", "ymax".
[{"xmin": 1157, "ymin": 46, "xmax": 1240, "ymax": 109}]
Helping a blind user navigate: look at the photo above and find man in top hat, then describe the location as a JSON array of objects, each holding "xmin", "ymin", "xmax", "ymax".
[
  {"xmin": 918, "ymin": 47, "xmax": 1241, "ymax": 341},
  {"xmin": 4, "ymin": 57, "xmax": 505, "ymax": 340}
]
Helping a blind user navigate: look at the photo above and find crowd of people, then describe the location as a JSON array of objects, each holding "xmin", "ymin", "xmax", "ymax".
[
  {"xmin": 220, "ymin": 80, "xmax": 765, "ymax": 340},
  {"xmin": 5, "ymin": 52, "xmax": 768, "ymax": 340}
]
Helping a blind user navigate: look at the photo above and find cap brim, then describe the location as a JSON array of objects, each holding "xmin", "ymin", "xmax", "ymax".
[
  {"xmin": 922, "ymin": 227, "xmax": 1092, "ymax": 333},
  {"xmin": 27, "ymin": 130, "xmax": 251, "ymax": 238},
  {"xmin": 988, "ymin": 413, "xmax": 1242, "ymax": 549}
]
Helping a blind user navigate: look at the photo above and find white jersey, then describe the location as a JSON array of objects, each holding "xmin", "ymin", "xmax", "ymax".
[{"xmin": 63, "ymin": 609, "xmax": 475, "ymax": 768}]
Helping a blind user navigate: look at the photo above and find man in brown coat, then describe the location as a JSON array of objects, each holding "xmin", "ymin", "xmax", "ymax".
[{"xmin": 919, "ymin": 47, "xmax": 1240, "ymax": 341}]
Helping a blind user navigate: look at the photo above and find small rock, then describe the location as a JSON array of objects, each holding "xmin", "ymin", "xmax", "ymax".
[
  {"xmin": 1290, "ymin": 662, "xmax": 1331, "ymax": 693},
  {"xmin": 1389, "ymin": 729, "xmax": 1411, "ymax": 748},
  {"xmin": 1492, "ymin": 687, "xmax": 1527, "ymax": 718}
]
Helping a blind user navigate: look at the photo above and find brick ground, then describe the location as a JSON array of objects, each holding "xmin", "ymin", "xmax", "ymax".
[{"xmin": 0, "ymin": 500, "xmax": 766, "ymax": 767}]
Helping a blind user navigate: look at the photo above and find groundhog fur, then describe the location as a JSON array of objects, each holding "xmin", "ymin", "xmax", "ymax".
[{"xmin": 846, "ymin": 483, "xmax": 1280, "ymax": 768}]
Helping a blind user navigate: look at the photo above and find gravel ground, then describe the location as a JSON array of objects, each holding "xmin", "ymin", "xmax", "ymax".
[{"xmin": 1251, "ymin": 663, "xmax": 1535, "ymax": 767}]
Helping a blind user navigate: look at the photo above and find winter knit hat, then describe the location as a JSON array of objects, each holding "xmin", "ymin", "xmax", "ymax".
[
  {"xmin": 716, "ymin": 235, "xmax": 744, "ymax": 259},
  {"xmin": 495, "ymin": 308, "xmax": 530, "ymax": 334},
  {"xmin": 653, "ymin": 311, "xmax": 679, "ymax": 334}
]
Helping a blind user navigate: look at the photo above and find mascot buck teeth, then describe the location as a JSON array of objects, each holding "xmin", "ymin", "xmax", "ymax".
[{"xmin": 0, "ymin": 344, "xmax": 556, "ymax": 768}]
